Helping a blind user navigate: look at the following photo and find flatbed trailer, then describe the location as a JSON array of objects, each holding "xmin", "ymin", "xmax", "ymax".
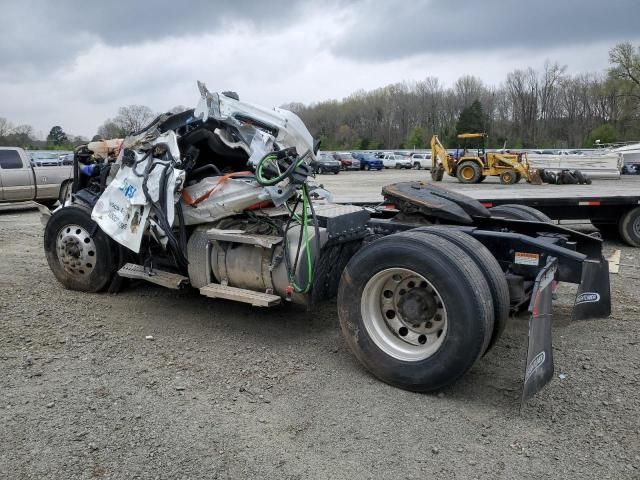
[{"xmin": 327, "ymin": 175, "xmax": 640, "ymax": 247}]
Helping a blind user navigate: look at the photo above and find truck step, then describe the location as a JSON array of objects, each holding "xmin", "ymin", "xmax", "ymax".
[
  {"xmin": 199, "ymin": 283, "xmax": 281, "ymax": 307},
  {"xmin": 206, "ymin": 228, "xmax": 282, "ymax": 248},
  {"xmin": 117, "ymin": 263, "xmax": 189, "ymax": 290}
]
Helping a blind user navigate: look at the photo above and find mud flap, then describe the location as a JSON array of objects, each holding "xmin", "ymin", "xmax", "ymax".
[
  {"xmin": 522, "ymin": 257, "xmax": 557, "ymax": 405},
  {"xmin": 572, "ymin": 256, "xmax": 611, "ymax": 320}
]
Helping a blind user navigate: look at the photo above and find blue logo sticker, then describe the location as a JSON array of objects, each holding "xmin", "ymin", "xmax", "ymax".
[{"xmin": 119, "ymin": 180, "xmax": 137, "ymax": 199}]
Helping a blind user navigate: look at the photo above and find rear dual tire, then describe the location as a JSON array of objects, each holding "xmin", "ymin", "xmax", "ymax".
[
  {"xmin": 338, "ymin": 230, "xmax": 494, "ymax": 392},
  {"xmin": 414, "ymin": 226, "xmax": 510, "ymax": 354}
]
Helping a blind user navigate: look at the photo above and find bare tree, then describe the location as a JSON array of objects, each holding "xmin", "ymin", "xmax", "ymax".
[
  {"xmin": 0, "ymin": 117, "xmax": 14, "ymax": 137},
  {"xmin": 454, "ymin": 76, "xmax": 485, "ymax": 109},
  {"xmin": 97, "ymin": 119, "xmax": 126, "ymax": 140},
  {"xmin": 114, "ymin": 105, "xmax": 156, "ymax": 134},
  {"xmin": 13, "ymin": 124, "xmax": 34, "ymax": 137},
  {"xmin": 609, "ymin": 42, "xmax": 640, "ymax": 89}
]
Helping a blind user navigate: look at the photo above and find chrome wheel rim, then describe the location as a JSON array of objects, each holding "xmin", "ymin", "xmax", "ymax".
[
  {"xmin": 56, "ymin": 224, "xmax": 97, "ymax": 278},
  {"xmin": 361, "ymin": 268, "xmax": 448, "ymax": 362}
]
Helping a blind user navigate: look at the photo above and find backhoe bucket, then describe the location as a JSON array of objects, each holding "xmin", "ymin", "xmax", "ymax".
[{"xmin": 527, "ymin": 169, "xmax": 543, "ymax": 185}]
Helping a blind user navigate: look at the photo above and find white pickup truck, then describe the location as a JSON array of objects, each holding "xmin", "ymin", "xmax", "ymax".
[{"xmin": 0, "ymin": 147, "xmax": 73, "ymax": 206}]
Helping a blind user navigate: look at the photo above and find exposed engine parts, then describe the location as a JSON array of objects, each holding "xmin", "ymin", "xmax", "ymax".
[{"xmin": 67, "ymin": 81, "xmax": 367, "ymax": 305}]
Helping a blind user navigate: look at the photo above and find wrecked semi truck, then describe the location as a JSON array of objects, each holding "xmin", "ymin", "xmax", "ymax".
[{"xmin": 43, "ymin": 83, "xmax": 611, "ymax": 401}]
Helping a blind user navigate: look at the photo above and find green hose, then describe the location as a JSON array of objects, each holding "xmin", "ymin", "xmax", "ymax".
[
  {"xmin": 290, "ymin": 186, "xmax": 313, "ymax": 293},
  {"xmin": 255, "ymin": 151, "xmax": 314, "ymax": 293}
]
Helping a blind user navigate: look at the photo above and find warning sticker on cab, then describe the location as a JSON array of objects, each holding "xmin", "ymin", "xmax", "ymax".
[{"xmin": 515, "ymin": 252, "xmax": 540, "ymax": 266}]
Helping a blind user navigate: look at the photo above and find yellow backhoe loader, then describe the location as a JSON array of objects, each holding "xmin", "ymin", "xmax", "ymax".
[{"xmin": 430, "ymin": 133, "xmax": 542, "ymax": 185}]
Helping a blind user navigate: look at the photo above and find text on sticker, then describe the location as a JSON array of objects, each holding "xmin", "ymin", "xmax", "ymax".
[{"xmin": 515, "ymin": 252, "xmax": 539, "ymax": 266}]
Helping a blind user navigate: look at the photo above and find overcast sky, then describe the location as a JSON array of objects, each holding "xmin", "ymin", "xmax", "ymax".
[{"xmin": 1, "ymin": 0, "xmax": 639, "ymax": 139}]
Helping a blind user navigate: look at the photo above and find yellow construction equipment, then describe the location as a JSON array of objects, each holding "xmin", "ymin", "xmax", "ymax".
[{"xmin": 430, "ymin": 133, "xmax": 542, "ymax": 185}]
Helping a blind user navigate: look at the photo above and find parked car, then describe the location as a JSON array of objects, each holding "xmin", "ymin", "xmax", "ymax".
[
  {"xmin": 60, "ymin": 153, "xmax": 74, "ymax": 166},
  {"xmin": 30, "ymin": 152, "xmax": 61, "ymax": 167},
  {"xmin": 311, "ymin": 152, "xmax": 341, "ymax": 174},
  {"xmin": 381, "ymin": 153, "xmax": 412, "ymax": 169},
  {"xmin": 410, "ymin": 153, "xmax": 431, "ymax": 169},
  {"xmin": 532, "ymin": 149, "xmax": 561, "ymax": 155},
  {"xmin": 332, "ymin": 152, "xmax": 360, "ymax": 170},
  {"xmin": 0, "ymin": 147, "xmax": 73, "ymax": 206},
  {"xmin": 351, "ymin": 152, "xmax": 383, "ymax": 171}
]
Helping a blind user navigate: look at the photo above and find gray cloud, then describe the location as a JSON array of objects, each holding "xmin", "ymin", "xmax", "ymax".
[
  {"xmin": 0, "ymin": 0, "xmax": 311, "ymax": 79},
  {"xmin": 333, "ymin": 0, "xmax": 640, "ymax": 61},
  {"xmin": 0, "ymin": 0, "xmax": 638, "ymax": 138}
]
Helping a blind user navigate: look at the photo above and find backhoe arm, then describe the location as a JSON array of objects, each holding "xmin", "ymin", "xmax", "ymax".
[{"xmin": 431, "ymin": 135, "xmax": 450, "ymax": 173}]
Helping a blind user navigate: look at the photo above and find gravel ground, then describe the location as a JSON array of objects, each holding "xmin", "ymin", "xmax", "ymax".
[{"xmin": 1, "ymin": 183, "xmax": 639, "ymax": 479}]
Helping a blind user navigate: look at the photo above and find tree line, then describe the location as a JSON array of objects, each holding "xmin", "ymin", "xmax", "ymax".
[
  {"xmin": 1, "ymin": 43, "xmax": 637, "ymax": 152},
  {"xmin": 286, "ymin": 42, "xmax": 640, "ymax": 150},
  {"xmin": 0, "ymin": 104, "xmax": 160, "ymax": 150}
]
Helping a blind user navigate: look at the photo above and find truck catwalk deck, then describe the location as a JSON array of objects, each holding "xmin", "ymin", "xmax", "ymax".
[{"xmin": 324, "ymin": 172, "xmax": 640, "ymax": 246}]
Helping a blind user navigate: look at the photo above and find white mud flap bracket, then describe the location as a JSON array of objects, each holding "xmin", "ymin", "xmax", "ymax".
[{"xmin": 521, "ymin": 257, "xmax": 557, "ymax": 405}]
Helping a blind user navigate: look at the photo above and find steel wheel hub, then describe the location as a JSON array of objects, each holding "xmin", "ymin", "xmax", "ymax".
[
  {"xmin": 56, "ymin": 224, "xmax": 97, "ymax": 277},
  {"xmin": 361, "ymin": 268, "xmax": 448, "ymax": 362}
]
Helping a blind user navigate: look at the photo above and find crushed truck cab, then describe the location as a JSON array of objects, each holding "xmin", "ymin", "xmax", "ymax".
[{"xmin": 44, "ymin": 82, "xmax": 611, "ymax": 403}]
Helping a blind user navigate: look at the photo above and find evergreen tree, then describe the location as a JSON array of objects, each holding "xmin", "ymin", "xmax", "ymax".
[
  {"xmin": 405, "ymin": 126, "xmax": 426, "ymax": 149},
  {"xmin": 584, "ymin": 124, "xmax": 618, "ymax": 147},
  {"xmin": 455, "ymin": 100, "xmax": 485, "ymax": 135},
  {"xmin": 47, "ymin": 126, "xmax": 68, "ymax": 146}
]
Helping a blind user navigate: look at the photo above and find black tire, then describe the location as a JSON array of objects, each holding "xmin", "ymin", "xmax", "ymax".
[
  {"xmin": 499, "ymin": 169, "xmax": 517, "ymax": 185},
  {"xmin": 414, "ymin": 226, "xmax": 509, "ymax": 354},
  {"xmin": 489, "ymin": 204, "xmax": 552, "ymax": 223},
  {"xmin": 187, "ymin": 226, "xmax": 211, "ymax": 288},
  {"xmin": 514, "ymin": 173, "xmax": 522, "ymax": 183},
  {"xmin": 560, "ymin": 170, "xmax": 578, "ymax": 185},
  {"xmin": 317, "ymin": 166, "xmax": 324, "ymax": 174},
  {"xmin": 478, "ymin": 175, "xmax": 486, "ymax": 183},
  {"xmin": 337, "ymin": 231, "xmax": 493, "ymax": 392},
  {"xmin": 333, "ymin": 170, "xmax": 339, "ymax": 175},
  {"xmin": 573, "ymin": 170, "xmax": 587, "ymax": 184},
  {"xmin": 456, "ymin": 161, "xmax": 482, "ymax": 184},
  {"xmin": 44, "ymin": 205, "xmax": 118, "ymax": 292},
  {"xmin": 413, "ymin": 162, "xmax": 421, "ymax": 170},
  {"xmin": 546, "ymin": 171, "xmax": 557, "ymax": 184},
  {"xmin": 619, "ymin": 207, "xmax": 640, "ymax": 247},
  {"xmin": 538, "ymin": 169, "xmax": 548, "ymax": 183}
]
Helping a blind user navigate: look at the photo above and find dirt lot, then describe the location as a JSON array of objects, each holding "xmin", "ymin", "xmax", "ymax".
[{"xmin": 1, "ymin": 173, "xmax": 639, "ymax": 479}]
